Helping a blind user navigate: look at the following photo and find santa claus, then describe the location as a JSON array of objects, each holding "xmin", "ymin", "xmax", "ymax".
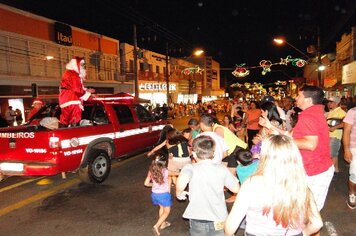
[
  {"xmin": 27, "ymin": 98, "xmax": 44, "ymax": 121},
  {"xmin": 59, "ymin": 57, "xmax": 95, "ymax": 127}
]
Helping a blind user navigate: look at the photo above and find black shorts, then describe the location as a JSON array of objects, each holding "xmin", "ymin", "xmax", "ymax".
[{"xmin": 222, "ymin": 153, "xmax": 237, "ymax": 168}]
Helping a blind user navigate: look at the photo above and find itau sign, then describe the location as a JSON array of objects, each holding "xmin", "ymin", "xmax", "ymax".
[{"xmin": 54, "ymin": 22, "xmax": 72, "ymax": 46}]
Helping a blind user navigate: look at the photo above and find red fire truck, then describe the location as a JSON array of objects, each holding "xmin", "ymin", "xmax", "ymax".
[{"xmin": 0, "ymin": 93, "xmax": 167, "ymax": 183}]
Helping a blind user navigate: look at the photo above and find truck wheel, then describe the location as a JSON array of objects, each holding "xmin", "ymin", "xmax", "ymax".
[{"xmin": 79, "ymin": 149, "xmax": 111, "ymax": 184}]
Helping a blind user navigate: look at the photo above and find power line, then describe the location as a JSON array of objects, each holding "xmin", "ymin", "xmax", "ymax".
[{"xmin": 100, "ymin": 0, "xmax": 193, "ymax": 50}]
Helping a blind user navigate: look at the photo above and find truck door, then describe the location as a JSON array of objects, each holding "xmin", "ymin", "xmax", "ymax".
[
  {"xmin": 112, "ymin": 104, "xmax": 142, "ymax": 155},
  {"xmin": 132, "ymin": 104, "xmax": 161, "ymax": 147}
]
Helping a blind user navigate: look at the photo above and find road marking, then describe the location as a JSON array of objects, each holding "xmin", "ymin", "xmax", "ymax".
[
  {"xmin": 36, "ymin": 178, "xmax": 54, "ymax": 186},
  {"xmin": 0, "ymin": 177, "xmax": 44, "ymax": 194},
  {"xmin": 0, "ymin": 154, "xmax": 142, "ymax": 217},
  {"xmin": 325, "ymin": 221, "xmax": 338, "ymax": 236},
  {"xmin": 0, "ymin": 178, "xmax": 80, "ymax": 217}
]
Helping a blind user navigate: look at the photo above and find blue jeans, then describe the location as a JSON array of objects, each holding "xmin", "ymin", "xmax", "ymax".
[{"xmin": 189, "ymin": 219, "xmax": 224, "ymax": 236}]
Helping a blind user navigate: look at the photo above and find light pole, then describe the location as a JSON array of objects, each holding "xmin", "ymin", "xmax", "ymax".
[
  {"xmin": 184, "ymin": 49, "xmax": 204, "ymax": 103},
  {"xmin": 273, "ymin": 37, "xmax": 323, "ymax": 87},
  {"xmin": 273, "ymin": 38, "xmax": 310, "ymax": 59},
  {"xmin": 316, "ymin": 26, "xmax": 322, "ymax": 87},
  {"xmin": 165, "ymin": 42, "xmax": 169, "ymax": 105}
]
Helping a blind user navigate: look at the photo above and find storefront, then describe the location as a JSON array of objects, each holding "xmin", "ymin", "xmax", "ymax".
[
  {"xmin": 201, "ymin": 89, "xmax": 226, "ymax": 103},
  {"xmin": 138, "ymin": 81, "xmax": 178, "ymax": 106},
  {"xmin": 341, "ymin": 60, "xmax": 356, "ymax": 97}
]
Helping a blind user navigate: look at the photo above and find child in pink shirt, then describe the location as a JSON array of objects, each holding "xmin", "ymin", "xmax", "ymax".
[{"xmin": 144, "ymin": 152, "xmax": 172, "ymax": 235}]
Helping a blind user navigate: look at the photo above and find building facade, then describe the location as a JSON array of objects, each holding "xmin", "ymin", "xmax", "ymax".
[
  {"xmin": 185, "ymin": 56, "xmax": 225, "ymax": 102},
  {"xmin": 0, "ymin": 4, "xmax": 129, "ymax": 119},
  {"xmin": 0, "ymin": 4, "xmax": 224, "ymax": 120},
  {"xmin": 120, "ymin": 43, "xmax": 224, "ymax": 105},
  {"xmin": 304, "ymin": 26, "xmax": 356, "ymax": 97}
]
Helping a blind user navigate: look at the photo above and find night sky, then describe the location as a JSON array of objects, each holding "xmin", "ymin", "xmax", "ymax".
[{"xmin": 1, "ymin": 0, "xmax": 355, "ymax": 84}]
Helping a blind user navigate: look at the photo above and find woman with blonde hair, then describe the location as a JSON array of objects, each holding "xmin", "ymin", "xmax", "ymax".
[{"xmin": 225, "ymin": 135, "xmax": 323, "ymax": 236}]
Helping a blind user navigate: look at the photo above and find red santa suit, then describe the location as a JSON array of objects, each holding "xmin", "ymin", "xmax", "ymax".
[
  {"xmin": 59, "ymin": 57, "xmax": 92, "ymax": 126},
  {"xmin": 28, "ymin": 98, "xmax": 44, "ymax": 122}
]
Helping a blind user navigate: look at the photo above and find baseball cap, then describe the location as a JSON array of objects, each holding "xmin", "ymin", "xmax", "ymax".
[{"xmin": 327, "ymin": 96, "xmax": 341, "ymax": 104}]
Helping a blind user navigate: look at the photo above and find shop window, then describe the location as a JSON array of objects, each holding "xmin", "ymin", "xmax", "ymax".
[
  {"xmin": 113, "ymin": 105, "xmax": 134, "ymax": 124},
  {"xmin": 9, "ymin": 38, "xmax": 29, "ymax": 75},
  {"xmin": 46, "ymin": 45, "xmax": 61, "ymax": 78}
]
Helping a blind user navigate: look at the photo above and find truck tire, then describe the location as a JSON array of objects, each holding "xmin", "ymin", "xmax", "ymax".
[{"xmin": 79, "ymin": 149, "xmax": 111, "ymax": 184}]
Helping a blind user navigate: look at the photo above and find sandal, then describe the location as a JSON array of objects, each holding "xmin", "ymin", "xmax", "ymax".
[{"xmin": 160, "ymin": 221, "xmax": 171, "ymax": 230}]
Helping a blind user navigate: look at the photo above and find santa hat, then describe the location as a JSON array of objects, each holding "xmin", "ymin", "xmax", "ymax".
[
  {"xmin": 65, "ymin": 57, "xmax": 84, "ymax": 74},
  {"xmin": 32, "ymin": 98, "xmax": 44, "ymax": 105}
]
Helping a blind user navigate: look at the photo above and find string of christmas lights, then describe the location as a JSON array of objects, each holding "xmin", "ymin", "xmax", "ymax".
[{"xmin": 232, "ymin": 56, "xmax": 307, "ymax": 78}]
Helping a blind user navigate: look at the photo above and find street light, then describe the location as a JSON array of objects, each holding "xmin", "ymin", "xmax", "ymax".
[
  {"xmin": 273, "ymin": 37, "xmax": 323, "ymax": 87},
  {"xmin": 273, "ymin": 38, "xmax": 310, "ymax": 59},
  {"xmin": 318, "ymin": 65, "xmax": 326, "ymax": 71},
  {"xmin": 187, "ymin": 49, "xmax": 204, "ymax": 102},
  {"xmin": 193, "ymin": 49, "xmax": 204, "ymax": 56}
]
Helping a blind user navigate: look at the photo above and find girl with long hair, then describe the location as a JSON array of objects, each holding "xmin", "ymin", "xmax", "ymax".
[
  {"xmin": 166, "ymin": 128, "xmax": 191, "ymax": 186},
  {"xmin": 250, "ymin": 101, "xmax": 286, "ymax": 157},
  {"xmin": 225, "ymin": 135, "xmax": 323, "ymax": 236},
  {"xmin": 147, "ymin": 128, "xmax": 191, "ymax": 187},
  {"xmin": 144, "ymin": 152, "xmax": 172, "ymax": 236}
]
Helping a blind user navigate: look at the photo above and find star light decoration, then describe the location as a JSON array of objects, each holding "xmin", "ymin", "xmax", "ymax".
[
  {"xmin": 232, "ymin": 56, "xmax": 307, "ymax": 78},
  {"xmin": 182, "ymin": 65, "xmax": 204, "ymax": 75}
]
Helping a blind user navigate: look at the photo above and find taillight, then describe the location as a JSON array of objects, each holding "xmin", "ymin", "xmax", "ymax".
[{"xmin": 49, "ymin": 136, "xmax": 60, "ymax": 148}]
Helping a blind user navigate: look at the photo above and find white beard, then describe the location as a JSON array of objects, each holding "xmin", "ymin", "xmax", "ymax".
[{"xmin": 79, "ymin": 67, "xmax": 86, "ymax": 79}]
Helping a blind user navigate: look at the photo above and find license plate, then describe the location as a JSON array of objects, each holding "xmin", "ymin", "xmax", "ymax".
[{"xmin": 0, "ymin": 163, "xmax": 24, "ymax": 172}]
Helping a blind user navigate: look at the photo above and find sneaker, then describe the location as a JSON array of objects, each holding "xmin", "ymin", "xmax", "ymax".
[{"xmin": 346, "ymin": 194, "xmax": 356, "ymax": 210}]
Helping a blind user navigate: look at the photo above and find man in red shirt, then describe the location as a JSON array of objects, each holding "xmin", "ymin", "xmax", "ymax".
[
  {"xmin": 293, "ymin": 86, "xmax": 334, "ymax": 212},
  {"xmin": 259, "ymin": 86, "xmax": 334, "ymax": 207},
  {"xmin": 259, "ymin": 86, "xmax": 333, "ymax": 235}
]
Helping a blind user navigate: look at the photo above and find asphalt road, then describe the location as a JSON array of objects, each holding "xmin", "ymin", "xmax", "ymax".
[{"xmin": 0, "ymin": 114, "xmax": 354, "ymax": 236}]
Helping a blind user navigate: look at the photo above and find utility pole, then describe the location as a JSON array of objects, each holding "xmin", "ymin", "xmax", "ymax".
[
  {"xmin": 165, "ymin": 42, "xmax": 169, "ymax": 104},
  {"xmin": 133, "ymin": 25, "xmax": 139, "ymax": 98},
  {"xmin": 317, "ymin": 26, "xmax": 322, "ymax": 88}
]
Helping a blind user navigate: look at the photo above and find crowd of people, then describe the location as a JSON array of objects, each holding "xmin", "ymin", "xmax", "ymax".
[
  {"xmin": 144, "ymin": 85, "xmax": 356, "ymax": 236},
  {"xmin": 0, "ymin": 106, "xmax": 24, "ymax": 127},
  {"xmin": 0, "ymin": 98, "xmax": 45, "ymax": 128}
]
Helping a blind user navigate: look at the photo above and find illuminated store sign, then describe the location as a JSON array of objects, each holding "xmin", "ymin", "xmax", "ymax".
[
  {"xmin": 54, "ymin": 22, "xmax": 73, "ymax": 46},
  {"xmin": 139, "ymin": 83, "xmax": 176, "ymax": 91}
]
